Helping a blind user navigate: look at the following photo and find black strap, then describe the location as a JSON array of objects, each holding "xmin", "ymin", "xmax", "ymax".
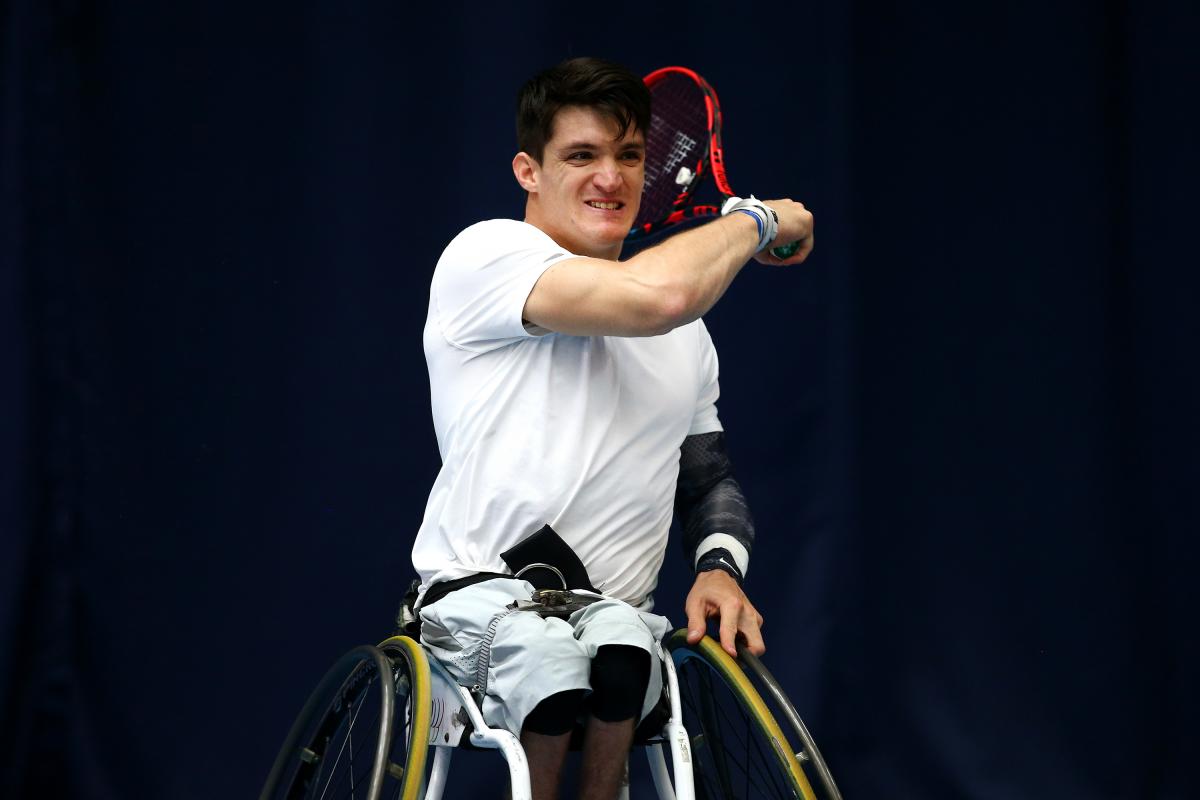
[
  {"xmin": 500, "ymin": 524, "xmax": 598, "ymax": 593},
  {"xmin": 418, "ymin": 524, "xmax": 597, "ymax": 610},
  {"xmin": 417, "ymin": 571, "xmax": 511, "ymax": 611}
]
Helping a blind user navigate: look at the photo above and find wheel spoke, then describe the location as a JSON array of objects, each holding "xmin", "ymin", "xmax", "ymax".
[
  {"xmin": 262, "ymin": 644, "xmax": 427, "ymax": 800},
  {"xmin": 675, "ymin": 651, "xmax": 802, "ymax": 799},
  {"xmin": 317, "ymin": 669, "xmax": 376, "ymax": 800}
]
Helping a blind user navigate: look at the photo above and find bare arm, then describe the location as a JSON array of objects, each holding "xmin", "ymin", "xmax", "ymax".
[{"xmin": 523, "ymin": 200, "xmax": 813, "ymax": 337}]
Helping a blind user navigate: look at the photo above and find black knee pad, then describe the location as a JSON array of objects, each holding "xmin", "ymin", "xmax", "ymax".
[
  {"xmin": 587, "ymin": 645, "xmax": 651, "ymax": 723},
  {"xmin": 522, "ymin": 689, "xmax": 586, "ymax": 736}
]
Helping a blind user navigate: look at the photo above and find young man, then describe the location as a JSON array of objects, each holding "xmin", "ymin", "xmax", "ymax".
[{"xmin": 412, "ymin": 57, "xmax": 813, "ymax": 800}]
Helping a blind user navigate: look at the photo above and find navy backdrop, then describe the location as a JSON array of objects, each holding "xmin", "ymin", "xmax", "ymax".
[{"xmin": 2, "ymin": 0, "xmax": 1196, "ymax": 798}]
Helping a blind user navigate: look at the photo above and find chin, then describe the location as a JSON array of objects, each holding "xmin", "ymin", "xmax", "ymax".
[
  {"xmin": 590, "ymin": 219, "xmax": 633, "ymax": 243},
  {"xmin": 581, "ymin": 231, "xmax": 628, "ymax": 257}
]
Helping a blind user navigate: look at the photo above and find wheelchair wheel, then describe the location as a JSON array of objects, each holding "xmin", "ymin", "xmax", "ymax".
[
  {"xmin": 737, "ymin": 649, "xmax": 842, "ymax": 800},
  {"xmin": 667, "ymin": 631, "xmax": 817, "ymax": 800},
  {"xmin": 260, "ymin": 636, "xmax": 430, "ymax": 800}
]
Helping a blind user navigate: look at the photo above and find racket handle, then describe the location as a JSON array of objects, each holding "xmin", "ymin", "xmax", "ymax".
[{"xmin": 769, "ymin": 240, "xmax": 801, "ymax": 259}]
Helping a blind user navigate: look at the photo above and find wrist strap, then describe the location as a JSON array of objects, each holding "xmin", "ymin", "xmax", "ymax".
[
  {"xmin": 721, "ymin": 195, "xmax": 779, "ymax": 252},
  {"xmin": 696, "ymin": 547, "xmax": 745, "ymax": 585},
  {"xmin": 733, "ymin": 209, "xmax": 764, "ymax": 241}
]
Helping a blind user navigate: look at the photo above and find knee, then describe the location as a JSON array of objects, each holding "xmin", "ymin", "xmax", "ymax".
[
  {"xmin": 587, "ymin": 645, "xmax": 651, "ymax": 722},
  {"xmin": 522, "ymin": 689, "xmax": 587, "ymax": 736}
]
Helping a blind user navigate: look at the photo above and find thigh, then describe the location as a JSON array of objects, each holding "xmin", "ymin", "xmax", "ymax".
[
  {"xmin": 486, "ymin": 611, "xmax": 592, "ymax": 734},
  {"xmin": 418, "ymin": 578, "xmax": 592, "ymax": 734},
  {"xmin": 570, "ymin": 599, "xmax": 674, "ymax": 722},
  {"xmin": 418, "ymin": 578, "xmax": 532, "ymax": 685},
  {"xmin": 570, "ymin": 599, "xmax": 672, "ymax": 655}
]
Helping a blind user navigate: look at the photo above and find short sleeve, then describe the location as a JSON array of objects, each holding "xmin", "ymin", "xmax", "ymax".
[
  {"xmin": 431, "ymin": 220, "xmax": 577, "ymax": 352},
  {"xmin": 689, "ymin": 320, "xmax": 723, "ymax": 435}
]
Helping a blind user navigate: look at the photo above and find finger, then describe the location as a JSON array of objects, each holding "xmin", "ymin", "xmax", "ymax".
[
  {"xmin": 741, "ymin": 608, "xmax": 767, "ymax": 656},
  {"xmin": 719, "ymin": 601, "xmax": 740, "ymax": 657},
  {"xmin": 684, "ymin": 596, "xmax": 708, "ymax": 644},
  {"xmin": 794, "ymin": 233, "xmax": 814, "ymax": 262}
]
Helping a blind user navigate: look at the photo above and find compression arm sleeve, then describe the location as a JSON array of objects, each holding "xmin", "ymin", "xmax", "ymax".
[{"xmin": 675, "ymin": 431, "xmax": 756, "ymax": 584}]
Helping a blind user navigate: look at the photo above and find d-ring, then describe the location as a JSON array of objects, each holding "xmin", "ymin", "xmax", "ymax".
[{"xmin": 513, "ymin": 562, "xmax": 568, "ymax": 590}]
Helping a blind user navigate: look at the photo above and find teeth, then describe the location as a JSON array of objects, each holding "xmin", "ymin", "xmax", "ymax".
[{"xmin": 587, "ymin": 201, "xmax": 620, "ymax": 210}]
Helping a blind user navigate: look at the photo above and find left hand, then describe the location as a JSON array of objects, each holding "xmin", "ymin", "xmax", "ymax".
[{"xmin": 684, "ymin": 569, "xmax": 765, "ymax": 658}]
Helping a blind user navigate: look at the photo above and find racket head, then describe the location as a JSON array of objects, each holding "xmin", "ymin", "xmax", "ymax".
[{"xmin": 629, "ymin": 67, "xmax": 735, "ymax": 242}]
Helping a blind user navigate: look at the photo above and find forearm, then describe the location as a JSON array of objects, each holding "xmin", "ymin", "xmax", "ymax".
[
  {"xmin": 521, "ymin": 213, "xmax": 757, "ymax": 338},
  {"xmin": 625, "ymin": 211, "xmax": 761, "ymax": 330},
  {"xmin": 675, "ymin": 432, "xmax": 756, "ymax": 583},
  {"xmin": 682, "ymin": 477, "xmax": 755, "ymax": 583}
]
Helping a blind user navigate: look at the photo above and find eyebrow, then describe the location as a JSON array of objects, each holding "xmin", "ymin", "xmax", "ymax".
[{"xmin": 557, "ymin": 140, "xmax": 645, "ymax": 152}]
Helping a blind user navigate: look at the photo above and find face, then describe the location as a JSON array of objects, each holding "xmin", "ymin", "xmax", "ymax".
[{"xmin": 514, "ymin": 105, "xmax": 645, "ymax": 259}]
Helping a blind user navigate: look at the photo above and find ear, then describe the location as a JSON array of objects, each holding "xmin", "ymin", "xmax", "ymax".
[{"xmin": 512, "ymin": 152, "xmax": 540, "ymax": 193}]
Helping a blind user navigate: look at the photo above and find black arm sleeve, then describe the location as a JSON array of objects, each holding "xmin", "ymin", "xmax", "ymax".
[{"xmin": 674, "ymin": 431, "xmax": 756, "ymax": 584}]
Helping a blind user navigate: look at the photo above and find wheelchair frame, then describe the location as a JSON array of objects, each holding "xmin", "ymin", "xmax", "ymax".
[
  {"xmin": 411, "ymin": 633, "xmax": 693, "ymax": 800},
  {"xmin": 261, "ymin": 627, "xmax": 842, "ymax": 800}
]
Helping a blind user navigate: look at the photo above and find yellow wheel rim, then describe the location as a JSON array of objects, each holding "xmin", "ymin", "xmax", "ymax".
[
  {"xmin": 668, "ymin": 630, "xmax": 818, "ymax": 800},
  {"xmin": 378, "ymin": 635, "xmax": 432, "ymax": 800}
]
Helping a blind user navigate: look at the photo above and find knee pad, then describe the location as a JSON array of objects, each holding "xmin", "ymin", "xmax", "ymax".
[
  {"xmin": 588, "ymin": 645, "xmax": 651, "ymax": 722},
  {"xmin": 522, "ymin": 689, "xmax": 586, "ymax": 736}
]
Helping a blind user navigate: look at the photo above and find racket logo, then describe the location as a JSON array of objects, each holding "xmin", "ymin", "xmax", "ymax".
[
  {"xmin": 662, "ymin": 131, "xmax": 698, "ymax": 185},
  {"xmin": 645, "ymin": 126, "xmax": 698, "ymax": 193}
]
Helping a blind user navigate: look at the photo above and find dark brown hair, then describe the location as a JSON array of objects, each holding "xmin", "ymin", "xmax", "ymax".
[{"xmin": 516, "ymin": 57, "xmax": 651, "ymax": 163}]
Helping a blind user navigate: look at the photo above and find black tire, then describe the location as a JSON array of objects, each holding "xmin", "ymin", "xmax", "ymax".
[
  {"xmin": 667, "ymin": 631, "xmax": 818, "ymax": 800},
  {"xmin": 260, "ymin": 638, "xmax": 430, "ymax": 800}
]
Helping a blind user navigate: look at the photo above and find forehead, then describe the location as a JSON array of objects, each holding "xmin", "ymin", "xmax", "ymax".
[{"xmin": 548, "ymin": 105, "xmax": 644, "ymax": 146}]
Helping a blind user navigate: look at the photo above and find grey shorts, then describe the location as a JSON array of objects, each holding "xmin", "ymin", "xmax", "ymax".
[{"xmin": 418, "ymin": 578, "xmax": 673, "ymax": 736}]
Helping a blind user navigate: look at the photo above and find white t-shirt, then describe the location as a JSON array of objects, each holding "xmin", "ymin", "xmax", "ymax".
[{"xmin": 412, "ymin": 219, "xmax": 723, "ymax": 606}]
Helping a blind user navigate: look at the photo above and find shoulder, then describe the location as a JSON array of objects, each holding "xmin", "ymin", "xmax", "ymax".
[{"xmin": 442, "ymin": 219, "xmax": 564, "ymax": 258}]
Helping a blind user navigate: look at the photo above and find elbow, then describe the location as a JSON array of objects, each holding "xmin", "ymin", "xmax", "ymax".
[{"xmin": 638, "ymin": 285, "xmax": 696, "ymax": 336}]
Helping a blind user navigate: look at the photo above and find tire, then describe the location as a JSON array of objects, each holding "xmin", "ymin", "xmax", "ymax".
[
  {"xmin": 260, "ymin": 637, "xmax": 431, "ymax": 800},
  {"xmin": 667, "ymin": 631, "xmax": 818, "ymax": 800},
  {"xmin": 736, "ymin": 649, "xmax": 842, "ymax": 800}
]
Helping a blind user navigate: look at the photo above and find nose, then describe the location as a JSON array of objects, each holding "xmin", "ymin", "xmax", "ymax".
[{"xmin": 593, "ymin": 158, "xmax": 622, "ymax": 193}]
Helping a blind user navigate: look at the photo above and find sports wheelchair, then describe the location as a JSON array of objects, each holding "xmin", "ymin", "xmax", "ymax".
[{"xmin": 260, "ymin": 589, "xmax": 842, "ymax": 800}]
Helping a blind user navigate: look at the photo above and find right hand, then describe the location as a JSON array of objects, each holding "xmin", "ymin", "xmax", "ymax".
[{"xmin": 756, "ymin": 199, "xmax": 814, "ymax": 265}]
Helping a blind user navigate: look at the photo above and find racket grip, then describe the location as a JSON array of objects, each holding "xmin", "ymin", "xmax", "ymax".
[{"xmin": 769, "ymin": 240, "xmax": 801, "ymax": 259}]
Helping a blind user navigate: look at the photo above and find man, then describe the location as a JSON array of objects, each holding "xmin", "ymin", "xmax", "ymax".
[{"xmin": 411, "ymin": 57, "xmax": 813, "ymax": 800}]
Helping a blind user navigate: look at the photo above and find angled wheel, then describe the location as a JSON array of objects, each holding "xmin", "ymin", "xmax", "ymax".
[
  {"xmin": 260, "ymin": 636, "xmax": 430, "ymax": 800},
  {"xmin": 667, "ymin": 631, "xmax": 818, "ymax": 800},
  {"xmin": 736, "ymin": 648, "xmax": 842, "ymax": 800}
]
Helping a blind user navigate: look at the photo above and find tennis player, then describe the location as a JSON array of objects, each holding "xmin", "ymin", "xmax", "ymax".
[{"xmin": 411, "ymin": 57, "xmax": 813, "ymax": 800}]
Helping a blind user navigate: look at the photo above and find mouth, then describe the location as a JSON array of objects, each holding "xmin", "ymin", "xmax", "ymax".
[{"xmin": 585, "ymin": 200, "xmax": 625, "ymax": 211}]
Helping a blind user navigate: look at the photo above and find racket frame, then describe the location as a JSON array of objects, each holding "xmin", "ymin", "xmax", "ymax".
[{"xmin": 628, "ymin": 66, "xmax": 740, "ymax": 242}]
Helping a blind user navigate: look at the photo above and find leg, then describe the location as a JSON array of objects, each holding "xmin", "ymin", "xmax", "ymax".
[
  {"xmin": 420, "ymin": 580, "xmax": 592, "ymax": 735},
  {"xmin": 578, "ymin": 716, "xmax": 635, "ymax": 800},
  {"xmin": 579, "ymin": 644, "xmax": 651, "ymax": 800},
  {"xmin": 520, "ymin": 730, "xmax": 572, "ymax": 800},
  {"xmin": 420, "ymin": 580, "xmax": 594, "ymax": 796},
  {"xmin": 520, "ymin": 689, "xmax": 586, "ymax": 800}
]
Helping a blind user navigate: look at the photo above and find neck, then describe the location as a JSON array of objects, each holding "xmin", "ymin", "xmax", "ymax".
[{"xmin": 524, "ymin": 201, "xmax": 622, "ymax": 261}]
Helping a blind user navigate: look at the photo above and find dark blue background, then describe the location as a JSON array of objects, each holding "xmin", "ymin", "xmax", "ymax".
[{"xmin": 2, "ymin": 0, "xmax": 1196, "ymax": 797}]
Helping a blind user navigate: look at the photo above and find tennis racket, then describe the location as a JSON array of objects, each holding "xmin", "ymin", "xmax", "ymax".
[{"xmin": 627, "ymin": 66, "xmax": 801, "ymax": 260}]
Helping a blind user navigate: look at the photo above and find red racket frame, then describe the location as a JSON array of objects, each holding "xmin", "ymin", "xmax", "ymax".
[{"xmin": 628, "ymin": 66, "xmax": 739, "ymax": 242}]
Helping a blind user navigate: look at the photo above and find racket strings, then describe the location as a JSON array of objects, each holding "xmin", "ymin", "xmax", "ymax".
[{"xmin": 636, "ymin": 74, "xmax": 711, "ymax": 230}]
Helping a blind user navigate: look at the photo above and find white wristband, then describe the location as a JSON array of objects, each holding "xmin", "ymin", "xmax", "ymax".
[{"xmin": 720, "ymin": 195, "xmax": 779, "ymax": 252}]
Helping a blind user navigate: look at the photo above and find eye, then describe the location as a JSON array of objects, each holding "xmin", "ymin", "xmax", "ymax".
[
  {"xmin": 566, "ymin": 151, "xmax": 593, "ymax": 162},
  {"xmin": 621, "ymin": 150, "xmax": 644, "ymax": 164}
]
